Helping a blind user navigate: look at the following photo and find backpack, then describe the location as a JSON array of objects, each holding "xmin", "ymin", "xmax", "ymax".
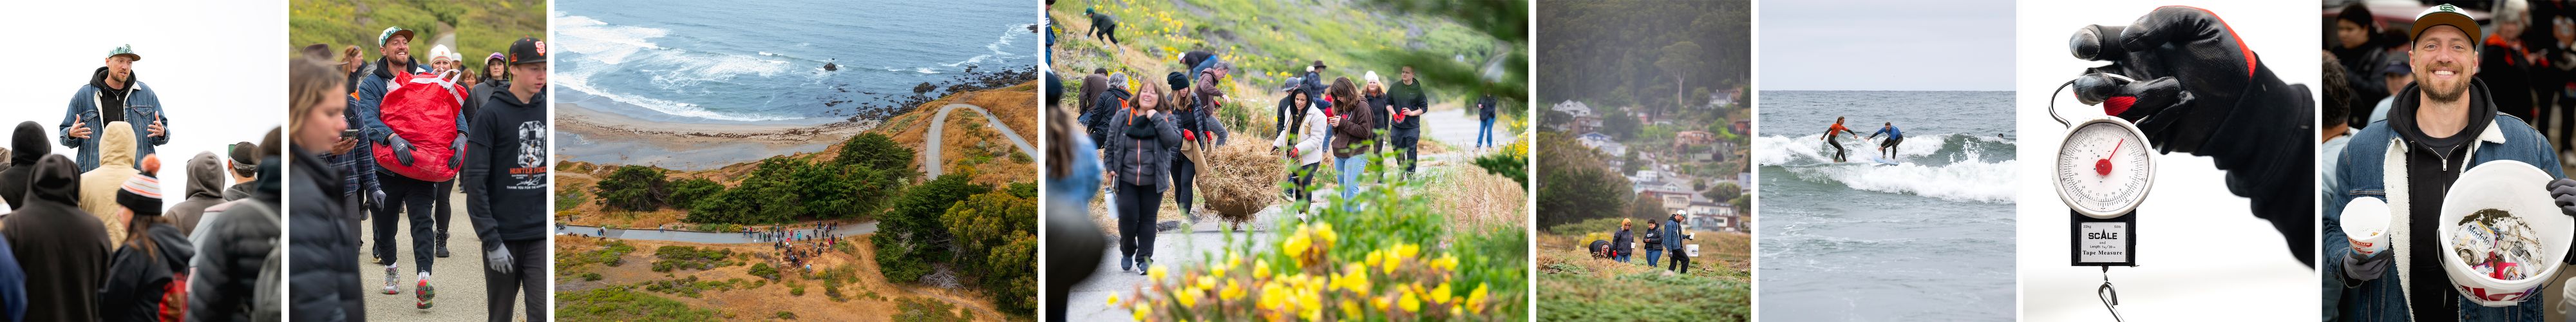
[
  {"xmin": 156, "ymin": 267, "xmax": 189, "ymax": 322},
  {"xmin": 370, "ymin": 70, "xmax": 467, "ymax": 181}
]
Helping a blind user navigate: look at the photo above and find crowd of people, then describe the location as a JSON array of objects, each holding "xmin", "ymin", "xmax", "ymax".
[
  {"xmin": 287, "ymin": 26, "xmax": 551, "ymax": 321},
  {"xmin": 0, "ymin": 43, "xmax": 289, "ymax": 321}
]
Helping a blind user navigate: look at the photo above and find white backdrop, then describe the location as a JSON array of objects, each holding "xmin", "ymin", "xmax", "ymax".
[
  {"xmin": 2015, "ymin": 1, "xmax": 2320, "ymax": 321},
  {"xmin": 0, "ymin": 0, "xmax": 285, "ymax": 211}
]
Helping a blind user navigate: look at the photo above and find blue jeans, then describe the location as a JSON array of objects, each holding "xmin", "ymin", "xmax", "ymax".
[
  {"xmin": 1645, "ymin": 249, "xmax": 1662, "ymax": 267},
  {"xmin": 1477, "ymin": 117, "xmax": 1495, "ymax": 147},
  {"xmin": 1614, "ymin": 252, "xmax": 1631, "ymax": 263},
  {"xmin": 1337, "ymin": 156, "xmax": 1363, "ymax": 211}
]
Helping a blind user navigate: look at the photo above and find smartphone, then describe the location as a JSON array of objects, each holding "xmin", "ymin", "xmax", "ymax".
[{"xmin": 341, "ymin": 129, "xmax": 359, "ymax": 138}]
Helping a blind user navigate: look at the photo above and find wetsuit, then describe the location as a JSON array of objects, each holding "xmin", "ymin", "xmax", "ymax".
[
  {"xmin": 1824, "ymin": 122, "xmax": 1854, "ymax": 162},
  {"xmin": 1869, "ymin": 125, "xmax": 1904, "ymax": 158}
]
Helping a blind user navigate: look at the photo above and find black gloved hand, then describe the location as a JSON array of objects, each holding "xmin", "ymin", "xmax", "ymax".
[
  {"xmin": 2550, "ymin": 178, "xmax": 2576, "ymax": 264},
  {"xmin": 2067, "ymin": 6, "xmax": 2301, "ymax": 155},
  {"xmin": 388, "ymin": 134, "xmax": 415, "ymax": 166},
  {"xmin": 2342, "ymin": 248, "xmax": 2389, "ymax": 281}
]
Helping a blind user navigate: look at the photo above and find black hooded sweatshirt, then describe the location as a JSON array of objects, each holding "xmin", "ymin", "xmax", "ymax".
[
  {"xmin": 88, "ymin": 67, "xmax": 136, "ymax": 124},
  {"xmin": 99, "ymin": 223, "xmax": 193, "ymax": 322},
  {"xmin": 1, "ymin": 122, "xmax": 52, "ymax": 209},
  {"xmin": 2385, "ymin": 80, "xmax": 2500, "ymax": 322},
  {"xmin": 466, "ymin": 86, "xmax": 550, "ymax": 244},
  {"xmin": 3, "ymin": 155, "xmax": 109, "ymax": 321}
]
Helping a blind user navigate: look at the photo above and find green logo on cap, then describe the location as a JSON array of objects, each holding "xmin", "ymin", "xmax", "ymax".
[{"xmin": 2439, "ymin": 4, "xmax": 2459, "ymax": 12}]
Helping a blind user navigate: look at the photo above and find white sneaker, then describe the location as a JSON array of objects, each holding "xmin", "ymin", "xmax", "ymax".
[{"xmin": 382, "ymin": 265, "xmax": 399, "ymax": 294}]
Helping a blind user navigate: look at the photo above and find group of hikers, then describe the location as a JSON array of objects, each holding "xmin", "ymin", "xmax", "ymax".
[
  {"xmin": 285, "ymin": 26, "xmax": 552, "ymax": 321},
  {"xmin": 743, "ymin": 222, "xmax": 843, "ymax": 243},
  {"xmin": 1054, "ymin": 50, "xmax": 1499, "ymax": 275},
  {"xmin": 0, "ymin": 44, "xmax": 289, "ymax": 321},
  {"xmin": 1595, "ymin": 213, "xmax": 1698, "ymax": 274},
  {"xmin": 774, "ymin": 233, "xmax": 840, "ymax": 274},
  {"xmin": 1819, "ymin": 117, "xmax": 1905, "ymax": 163}
]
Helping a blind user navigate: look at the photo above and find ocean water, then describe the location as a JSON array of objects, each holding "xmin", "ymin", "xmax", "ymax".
[
  {"xmin": 553, "ymin": 0, "xmax": 1032, "ymax": 124},
  {"xmin": 1756, "ymin": 91, "xmax": 2017, "ymax": 321}
]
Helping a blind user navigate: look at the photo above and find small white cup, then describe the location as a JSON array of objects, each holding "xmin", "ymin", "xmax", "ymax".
[{"xmin": 2344, "ymin": 198, "xmax": 2393, "ymax": 256}]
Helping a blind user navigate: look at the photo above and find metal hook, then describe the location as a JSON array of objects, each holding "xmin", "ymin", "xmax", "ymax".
[
  {"xmin": 2098, "ymin": 267, "xmax": 2125, "ymax": 322},
  {"xmin": 2048, "ymin": 73, "xmax": 2137, "ymax": 128}
]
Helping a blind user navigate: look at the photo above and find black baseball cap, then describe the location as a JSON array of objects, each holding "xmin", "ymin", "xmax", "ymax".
[{"xmin": 506, "ymin": 36, "xmax": 546, "ymax": 64}]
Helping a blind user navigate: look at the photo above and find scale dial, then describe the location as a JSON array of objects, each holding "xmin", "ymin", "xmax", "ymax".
[{"xmin": 2056, "ymin": 118, "xmax": 2154, "ymax": 218}]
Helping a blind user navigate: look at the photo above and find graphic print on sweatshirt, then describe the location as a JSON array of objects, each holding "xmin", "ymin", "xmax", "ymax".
[{"xmin": 510, "ymin": 120, "xmax": 549, "ymax": 190}]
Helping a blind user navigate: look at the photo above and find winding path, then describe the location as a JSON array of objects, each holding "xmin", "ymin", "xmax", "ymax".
[{"xmin": 920, "ymin": 104, "xmax": 1037, "ymax": 176}]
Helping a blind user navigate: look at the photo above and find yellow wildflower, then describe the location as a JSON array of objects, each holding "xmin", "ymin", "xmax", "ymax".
[
  {"xmin": 1220, "ymin": 280, "xmax": 1246, "ymax": 301},
  {"xmin": 1254, "ymin": 259, "xmax": 1272, "ymax": 279},
  {"xmin": 1316, "ymin": 223, "xmax": 1338, "ymax": 245},
  {"xmin": 1282, "ymin": 234, "xmax": 1311, "ymax": 261},
  {"xmin": 1132, "ymin": 304, "xmax": 1149, "ymax": 320},
  {"xmin": 1430, "ymin": 282, "xmax": 1454, "ymax": 305},
  {"xmin": 1107, "ymin": 294, "xmax": 1120, "ymax": 305},
  {"xmin": 1149, "ymin": 265, "xmax": 1168, "ymax": 281},
  {"xmin": 1399, "ymin": 287, "xmax": 1423, "ymax": 312},
  {"xmin": 1467, "ymin": 283, "xmax": 1491, "ymax": 312},
  {"xmin": 1177, "ymin": 287, "xmax": 1203, "ymax": 308},
  {"xmin": 1259, "ymin": 281, "xmax": 1289, "ymax": 311}
]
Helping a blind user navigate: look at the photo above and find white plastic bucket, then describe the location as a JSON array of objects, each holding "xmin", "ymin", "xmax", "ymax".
[{"xmin": 2436, "ymin": 160, "xmax": 2573, "ymax": 307}]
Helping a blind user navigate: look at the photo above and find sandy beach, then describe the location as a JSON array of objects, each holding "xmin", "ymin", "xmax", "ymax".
[{"xmin": 556, "ymin": 101, "xmax": 875, "ymax": 169}]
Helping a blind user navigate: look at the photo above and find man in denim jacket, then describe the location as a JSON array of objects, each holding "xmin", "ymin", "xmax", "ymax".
[
  {"xmin": 2327, "ymin": 5, "xmax": 2568, "ymax": 321},
  {"xmin": 59, "ymin": 44, "xmax": 169, "ymax": 172}
]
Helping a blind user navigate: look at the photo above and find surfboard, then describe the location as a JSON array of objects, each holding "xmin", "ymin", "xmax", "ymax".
[{"xmin": 1870, "ymin": 155, "xmax": 1900, "ymax": 166}]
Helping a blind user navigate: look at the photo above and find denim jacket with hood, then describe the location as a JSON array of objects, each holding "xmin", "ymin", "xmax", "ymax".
[{"xmin": 60, "ymin": 68, "xmax": 167, "ymax": 172}]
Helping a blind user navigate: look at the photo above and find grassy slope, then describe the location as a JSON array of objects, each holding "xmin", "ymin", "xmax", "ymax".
[
  {"xmin": 1050, "ymin": 0, "xmax": 1511, "ymax": 132},
  {"xmin": 288, "ymin": 0, "xmax": 544, "ymax": 72}
]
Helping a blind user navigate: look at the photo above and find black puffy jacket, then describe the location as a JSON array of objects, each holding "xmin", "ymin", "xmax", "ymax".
[{"xmin": 287, "ymin": 148, "xmax": 364, "ymax": 321}]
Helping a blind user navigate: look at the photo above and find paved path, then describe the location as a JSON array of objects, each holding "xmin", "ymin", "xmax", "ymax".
[
  {"xmin": 922, "ymin": 104, "xmax": 1037, "ymax": 176},
  {"xmin": 359, "ymin": 189, "xmax": 520, "ymax": 321},
  {"xmin": 1418, "ymin": 107, "xmax": 1515, "ymax": 156},
  {"xmin": 554, "ymin": 222, "xmax": 877, "ymax": 245}
]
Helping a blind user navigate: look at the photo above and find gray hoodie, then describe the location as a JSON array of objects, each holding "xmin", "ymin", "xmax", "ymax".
[{"xmin": 166, "ymin": 152, "xmax": 225, "ymax": 234}]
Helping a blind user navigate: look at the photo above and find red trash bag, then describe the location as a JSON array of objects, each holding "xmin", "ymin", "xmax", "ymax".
[{"xmin": 371, "ymin": 70, "xmax": 467, "ymax": 182}]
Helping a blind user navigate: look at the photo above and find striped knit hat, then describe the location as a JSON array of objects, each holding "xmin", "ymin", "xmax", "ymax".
[{"xmin": 117, "ymin": 173, "xmax": 161, "ymax": 216}]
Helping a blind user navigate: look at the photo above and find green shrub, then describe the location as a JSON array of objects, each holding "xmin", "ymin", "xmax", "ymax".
[
  {"xmin": 558, "ymin": 287, "xmax": 718, "ymax": 321},
  {"xmin": 650, "ymin": 246, "xmax": 731, "ymax": 272},
  {"xmin": 580, "ymin": 272, "xmax": 602, "ymax": 281},
  {"xmin": 748, "ymin": 263, "xmax": 779, "ymax": 280},
  {"xmin": 892, "ymin": 298, "xmax": 964, "ymax": 322},
  {"xmin": 777, "ymin": 311, "xmax": 797, "ymax": 319},
  {"xmin": 596, "ymin": 166, "xmax": 670, "ymax": 211},
  {"xmin": 666, "ymin": 178, "xmax": 724, "ymax": 208}
]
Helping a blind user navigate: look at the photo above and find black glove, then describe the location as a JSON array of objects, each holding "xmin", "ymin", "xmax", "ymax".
[
  {"xmin": 2342, "ymin": 248, "xmax": 2389, "ymax": 281},
  {"xmin": 388, "ymin": 134, "xmax": 415, "ymax": 166},
  {"xmin": 2551, "ymin": 178, "xmax": 2576, "ymax": 264},
  {"xmin": 2067, "ymin": 6, "xmax": 2300, "ymax": 155}
]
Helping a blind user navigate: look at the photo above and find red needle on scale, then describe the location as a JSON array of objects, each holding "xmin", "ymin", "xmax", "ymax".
[{"xmin": 2095, "ymin": 138, "xmax": 2121, "ymax": 176}]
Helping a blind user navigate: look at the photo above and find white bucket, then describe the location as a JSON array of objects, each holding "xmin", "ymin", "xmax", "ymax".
[
  {"xmin": 1686, "ymin": 244, "xmax": 1700, "ymax": 258},
  {"xmin": 2342, "ymin": 198, "xmax": 2392, "ymax": 256},
  {"xmin": 2436, "ymin": 160, "xmax": 2574, "ymax": 307}
]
